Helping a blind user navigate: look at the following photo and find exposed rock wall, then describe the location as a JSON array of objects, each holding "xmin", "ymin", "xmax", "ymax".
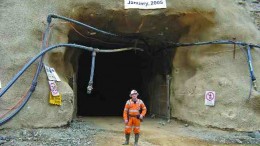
[
  {"xmin": 0, "ymin": 0, "xmax": 73, "ymax": 128},
  {"xmin": 172, "ymin": 1, "xmax": 260, "ymax": 131}
]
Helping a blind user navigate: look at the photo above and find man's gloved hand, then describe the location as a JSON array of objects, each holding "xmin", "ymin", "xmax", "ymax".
[
  {"xmin": 139, "ymin": 115, "xmax": 143, "ymax": 119},
  {"xmin": 124, "ymin": 120, "xmax": 128, "ymax": 124}
]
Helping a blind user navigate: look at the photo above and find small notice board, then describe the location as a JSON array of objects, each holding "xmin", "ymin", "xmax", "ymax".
[
  {"xmin": 124, "ymin": 0, "xmax": 167, "ymax": 9},
  {"xmin": 205, "ymin": 91, "xmax": 216, "ymax": 106}
]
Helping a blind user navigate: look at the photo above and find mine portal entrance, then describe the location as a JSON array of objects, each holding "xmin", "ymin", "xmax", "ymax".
[
  {"xmin": 77, "ymin": 50, "xmax": 149, "ymax": 116},
  {"xmin": 68, "ymin": 23, "xmax": 173, "ymax": 118}
]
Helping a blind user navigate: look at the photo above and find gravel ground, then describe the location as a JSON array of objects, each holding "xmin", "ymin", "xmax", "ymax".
[
  {"xmin": 175, "ymin": 123, "xmax": 260, "ymax": 145},
  {"xmin": 0, "ymin": 120, "xmax": 97, "ymax": 146},
  {"xmin": 0, "ymin": 118, "xmax": 259, "ymax": 146}
]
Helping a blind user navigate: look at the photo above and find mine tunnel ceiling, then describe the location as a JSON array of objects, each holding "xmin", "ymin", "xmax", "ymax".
[
  {"xmin": 68, "ymin": 28, "xmax": 175, "ymax": 75},
  {"xmin": 68, "ymin": 10, "xmax": 189, "ymax": 55},
  {"xmin": 66, "ymin": 13, "xmax": 186, "ymax": 76},
  {"xmin": 68, "ymin": 28, "xmax": 177, "ymax": 56}
]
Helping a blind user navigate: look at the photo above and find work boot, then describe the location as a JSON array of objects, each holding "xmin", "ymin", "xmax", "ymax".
[
  {"xmin": 122, "ymin": 134, "xmax": 130, "ymax": 145},
  {"xmin": 134, "ymin": 134, "xmax": 139, "ymax": 146}
]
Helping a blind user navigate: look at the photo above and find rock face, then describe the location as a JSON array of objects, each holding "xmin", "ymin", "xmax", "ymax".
[
  {"xmin": 0, "ymin": 0, "xmax": 260, "ymax": 131},
  {"xmin": 0, "ymin": 0, "xmax": 74, "ymax": 128},
  {"xmin": 171, "ymin": 1, "xmax": 260, "ymax": 131}
]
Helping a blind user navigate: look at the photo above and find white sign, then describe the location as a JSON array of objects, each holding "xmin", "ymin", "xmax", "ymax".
[
  {"xmin": 50, "ymin": 68, "xmax": 61, "ymax": 82},
  {"xmin": 44, "ymin": 65, "xmax": 61, "ymax": 81},
  {"xmin": 48, "ymin": 81, "xmax": 60, "ymax": 96},
  {"xmin": 124, "ymin": 0, "xmax": 167, "ymax": 9},
  {"xmin": 205, "ymin": 91, "xmax": 215, "ymax": 106}
]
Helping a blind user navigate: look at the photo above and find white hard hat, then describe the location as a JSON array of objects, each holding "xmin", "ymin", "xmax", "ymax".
[{"xmin": 129, "ymin": 90, "xmax": 139, "ymax": 97}]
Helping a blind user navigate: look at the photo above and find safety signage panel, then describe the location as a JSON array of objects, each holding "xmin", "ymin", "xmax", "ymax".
[
  {"xmin": 49, "ymin": 91, "xmax": 62, "ymax": 106},
  {"xmin": 50, "ymin": 68, "xmax": 61, "ymax": 82},
  {"xmin": 205, "ymin": 91, "xmax": 215, "ymax": 106},
  {"xmin": 48, "ymin": 81, "xmax": 60, "ymax": 96},
  {"xmin": 44, "ymin": 65, "xmax": 60, "ymax": 81},
  {"xmin": 124, "ymin": 0, "xmax": 167, "ymax": 9},
  {"xmin": 45, "ymin": 65, "xmax": 56, "ymax": 81}
]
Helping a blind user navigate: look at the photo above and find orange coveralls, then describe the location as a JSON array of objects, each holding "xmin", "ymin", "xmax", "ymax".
[{"xmin": 123, "ymin": 99, "xmax": 147, "ymax": 134}]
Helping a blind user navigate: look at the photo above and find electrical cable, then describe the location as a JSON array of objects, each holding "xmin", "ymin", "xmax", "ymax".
[
  {"xmin": 0, "ymin": 16, "xmax": 53, "ymax": 125},
  {"xmin": 0, "ymin": 44, "xmax": 143, "ymax": 98},
  {"xmin": 0, "ymin": 44, "xmax": 142, "ymax": 125},
  {"xmin": 49, "ymin": 14, "xmax": 118, "ymax": 37}
]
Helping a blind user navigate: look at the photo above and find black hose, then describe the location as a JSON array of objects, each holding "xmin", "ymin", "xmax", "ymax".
[
  {"xmin": 238, "ymin": 45, "xmax": 254, "ymax": 99},
  {"xmin": 0, "ymin": 44, "xmax": 142, "ymax": 126},
  {"xmin": 168, "ymin": 40, "xmax": 260, "ymax": 49},
  {"xmin": 87, "ymin": 50, "xmax": 96, "ymax": 94},
  {"xmin": 49, "ymin": 14, "xmax": 118, "ymax": 37},
  {"xmin": 0, "ymin": 44, "xmax": 142, "ymax": 98},
  {"xmin": 0, "ymin": 16, "xmax": 53, "ymax": 125},
  {"xmin": 246, "ymin": 45, "xmax": 257, "ymax": 99},
  {"xmin": 246, "ymin": 45, "xmax": 256, "ymax": 81}
]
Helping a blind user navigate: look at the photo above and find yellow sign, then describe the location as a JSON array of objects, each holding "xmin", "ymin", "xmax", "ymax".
[{"xmin": 49, "ymin": 92, "xmax": 62, "ymax": 106}]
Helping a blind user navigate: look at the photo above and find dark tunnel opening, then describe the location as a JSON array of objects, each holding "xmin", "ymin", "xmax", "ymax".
[
  {"xmin": 66, "ymin": 21, "xmax": 175, "ymax": 117},
  {"xmin": 77, "ymin": 50, "xmax": 150, "ymax": 116}
]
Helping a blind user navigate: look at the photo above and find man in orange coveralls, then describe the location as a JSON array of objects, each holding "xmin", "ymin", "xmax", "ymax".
[{"xmin": 123, "ymin": 89, "xmax": 147, "ymax": 146}]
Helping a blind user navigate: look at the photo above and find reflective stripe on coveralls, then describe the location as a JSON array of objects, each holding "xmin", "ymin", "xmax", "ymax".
[
  {"xmin": 125, "ymin": 116, "xmax": 141, "ymax": 134},
  {"xmin": 125, "ymin": 126, "xmax": 140, "ymax": 129}
]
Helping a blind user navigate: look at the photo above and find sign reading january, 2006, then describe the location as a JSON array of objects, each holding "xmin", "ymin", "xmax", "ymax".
[{"xmin": 124, "ymin": 0, "xmax": 167, "ymax": 9}]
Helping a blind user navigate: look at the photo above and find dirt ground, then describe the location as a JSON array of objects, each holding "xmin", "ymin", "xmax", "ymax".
[{"xmin": 0, "ymin": 117, "xmax": 259, "ymax": 146}]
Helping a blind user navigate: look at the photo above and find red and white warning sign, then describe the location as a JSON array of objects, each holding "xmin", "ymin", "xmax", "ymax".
[
  {"xmin": 48, "ymin": 81, "xmax": 60, "ymax": 96},
  {"xmin": 205, "ymin": 91, "xmax": 215, "ymax": 106}
]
